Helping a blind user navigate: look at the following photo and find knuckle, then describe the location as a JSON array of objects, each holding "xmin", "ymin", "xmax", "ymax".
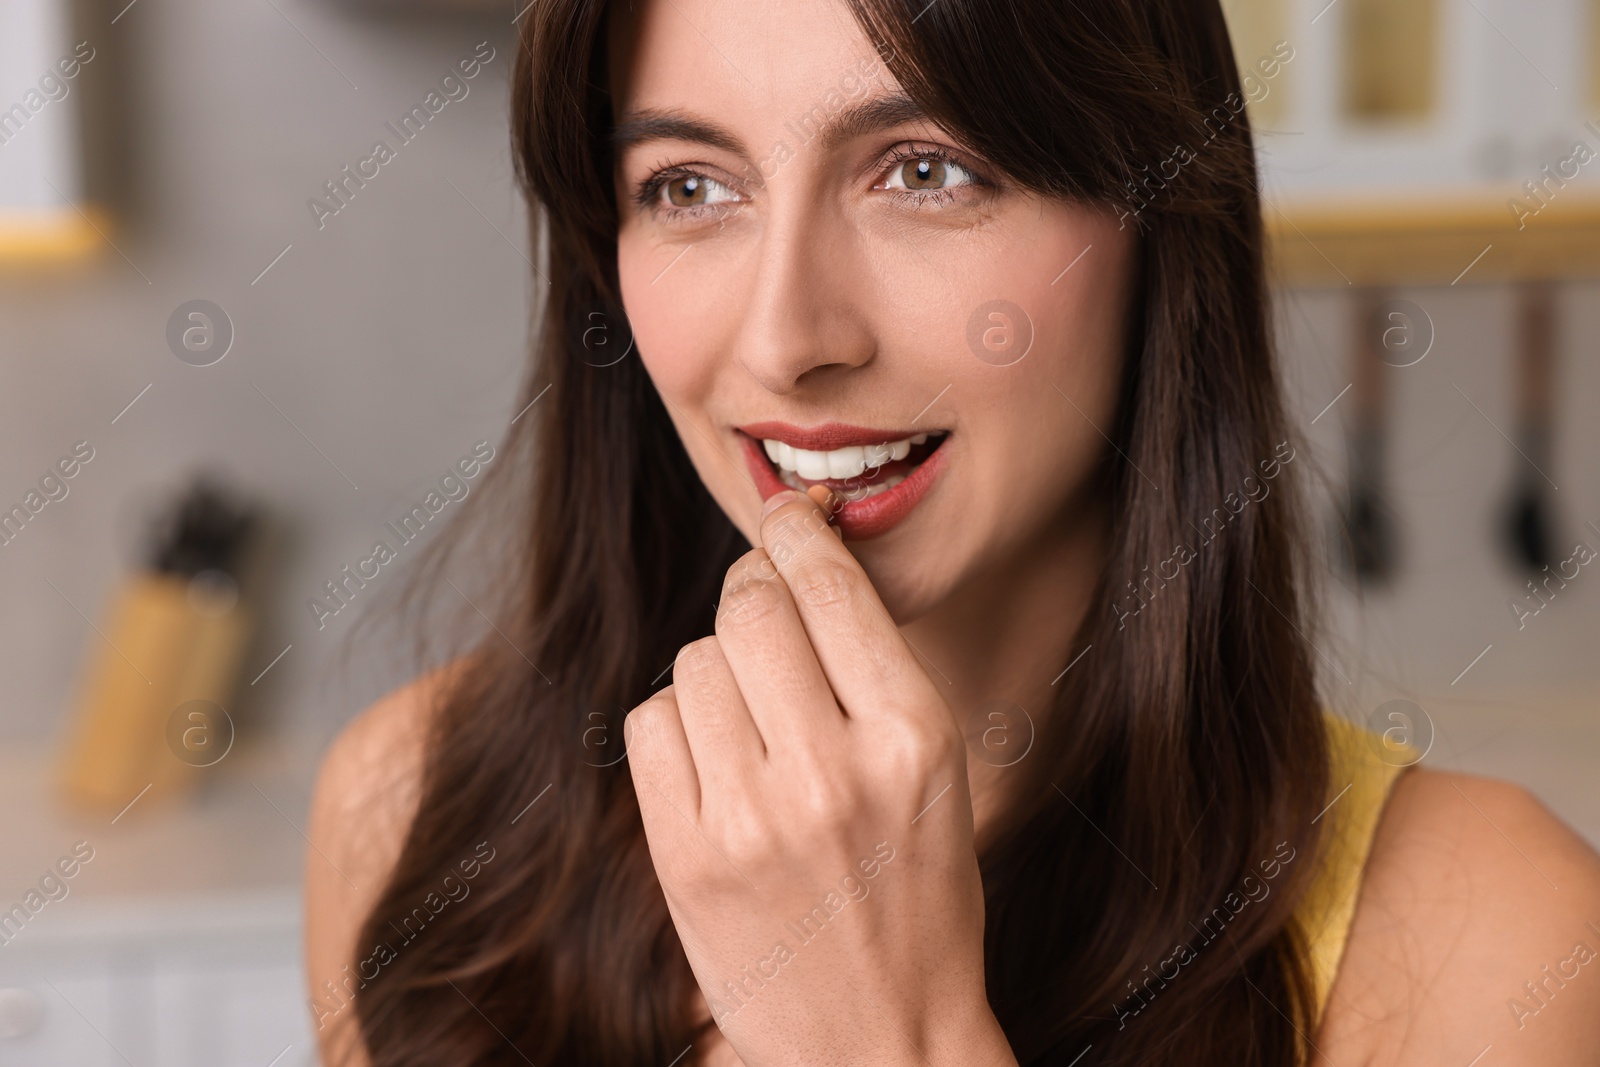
[
  {"xmin": 780, "ymin": 752, "xmax": 859, "ymax": 831},
  {"xmin": 672, "ymin": 637, "xmax": 724, "ymax": 683},
  {"xmin": 797, "ymin": 779, "xmax": 858, "ymax": 831},
  {"xmin": 788, "ymin": 560, "xmax": 858, "ymax": 612},
  {"xmin": 631, "ymin": 687, "xmax": 674, "ymax": 720},
  {"xmin": 722, "ymin": 547, "xmax": 771, "ymax": 588},
  {"xmin": 623, "ymin": 690, "xmax": 675, "ymax": 747},
  {"xmin": 879, "ymin": 717, "xmax": 959, "ymax": 776},
  {"xmin": 717, "ymin": 556, "xmax": 786, "ymax": 626},
  {"xmin": 933, "ymin": 722, "xmax": 966, "ymax": 765},
  {"xmin": 709, "ymin": 807, "xmax": 774, "ymax": 865}
]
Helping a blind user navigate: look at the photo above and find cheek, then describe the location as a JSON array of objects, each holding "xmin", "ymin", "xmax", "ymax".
[
  {"xmin": 1020, "ymin": 220, "xmax": 1131, "ymax": 471},
  {"xmin": 617, "ymin": 235, "xmax": 708, "ymax": 395},
  {"xmin": 924, "ymin": 210, "xmax": 1130, "ymax": 514},
  {"xmin": 844, "ymin": 208, "xmax": 1129, "ymax": 614},
  {"xmin": 616, "ymin": 228, "xmax": 756, "ymax": 510}
]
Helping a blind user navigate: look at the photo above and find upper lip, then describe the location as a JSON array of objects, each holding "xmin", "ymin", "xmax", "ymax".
[{"xmin": 736, "ymin": 421, "xmax": 946, "ymax": 451}]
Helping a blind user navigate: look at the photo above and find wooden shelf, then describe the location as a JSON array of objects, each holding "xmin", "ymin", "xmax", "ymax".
[
  {"xmin": 0, "ymin": 206, "xmax": 109, "ymax": 264},
  {"xmin": 1264, "ymin": 190, "xmax": 1600, "ymax": 288}
]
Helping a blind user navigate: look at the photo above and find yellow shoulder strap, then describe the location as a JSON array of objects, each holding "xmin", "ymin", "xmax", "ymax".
[{"xmin": 1294, "ymin": 713, "xmax": 1415, "ymax": 1023}]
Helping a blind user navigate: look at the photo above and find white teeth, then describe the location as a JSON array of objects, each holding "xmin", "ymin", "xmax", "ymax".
[
  {"xmin": 779, "ymin": 468, "xmax": 909, "ymax": 496},
  {"xmin": 761, "ymin": 431, "xmax": 941, "ymax": 480},
  {"xmin": 827, "ymin": 446, "xmax": 864, "ymax": 479},
  {"xmin": 794, "ymin": 448, "xmax": 832, "ymax": 480}
]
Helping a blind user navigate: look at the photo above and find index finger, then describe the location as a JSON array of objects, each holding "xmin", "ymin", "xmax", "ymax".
[{"xmin": 756, "ymin": 488, "xmax": 944, "ymax": 722}]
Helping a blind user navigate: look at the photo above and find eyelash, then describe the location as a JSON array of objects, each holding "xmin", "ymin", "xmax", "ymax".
[{"xmin": 630, "ymin": 143, "xmax": 991, "ymax": 222}]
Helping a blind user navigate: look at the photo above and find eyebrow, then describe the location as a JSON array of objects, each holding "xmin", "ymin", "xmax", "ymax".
[{"xmin": 610, "ymin": 93, "xmax": 930, "ymax": 159}]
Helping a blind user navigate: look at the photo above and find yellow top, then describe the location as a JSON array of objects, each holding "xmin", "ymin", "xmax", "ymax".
[{"xmin": 1291, "ymin": 713, "xmax": 1417, "ymax": 1025}]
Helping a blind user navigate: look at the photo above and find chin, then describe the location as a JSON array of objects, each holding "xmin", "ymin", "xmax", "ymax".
[{"xmin": 846, "ymin": 536, "xmax": 961, "ymax": 624}]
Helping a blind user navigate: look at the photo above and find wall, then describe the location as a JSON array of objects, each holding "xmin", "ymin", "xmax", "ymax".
[
  {"xmin": 0, "ymin": 0, "xmax": 529, "ymax": 750},
  {"xmin": 0, "ymin": 0, "xmax": 1595, "ymax": 773}
]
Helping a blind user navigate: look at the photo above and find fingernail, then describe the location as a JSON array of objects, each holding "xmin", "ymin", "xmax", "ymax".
[{"xmin": 761, "ymin": 489, "xmax": 802, "ymax": 519}]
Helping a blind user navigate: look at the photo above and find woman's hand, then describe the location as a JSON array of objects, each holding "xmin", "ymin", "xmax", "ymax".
[{"xmin": 624, "ymin": 487, "xmax": 1016, "ymax": 1067}]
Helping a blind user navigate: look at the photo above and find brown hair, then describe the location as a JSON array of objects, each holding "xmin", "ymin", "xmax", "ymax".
[{"xmin": 349, "ymin": 1, "xmax": 1330, "ymax": 1064}]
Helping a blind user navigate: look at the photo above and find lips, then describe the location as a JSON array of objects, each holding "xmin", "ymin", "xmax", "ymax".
[{"xmin": 736, "ymin": 422, "xmax": 950, "ymax": 540}]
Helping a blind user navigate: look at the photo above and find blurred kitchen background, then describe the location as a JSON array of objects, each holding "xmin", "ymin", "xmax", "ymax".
[{"xmin": 0, "ymin": 0, "xmax": 1597, "ymax": 1062}]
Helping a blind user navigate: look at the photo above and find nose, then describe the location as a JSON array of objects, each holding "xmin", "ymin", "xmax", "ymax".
[{"xmin": 731, "ymin": 191, "xmax": 876, "ymax": 395}]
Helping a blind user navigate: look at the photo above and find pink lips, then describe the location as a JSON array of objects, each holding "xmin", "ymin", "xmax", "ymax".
[{"xmin": 736, "ymin": 422, "xmax": 950, "ymax": 540}]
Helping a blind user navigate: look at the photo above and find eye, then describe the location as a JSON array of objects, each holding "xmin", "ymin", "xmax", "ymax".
[
  {"xmin": 662, "ymin": 172, "xmax": 737, "ymax": 208},
  {"xmin": 876, "ymin": 147, "xmax": 985, "ymax": 203},
  {"xmin": 634, "ymin": 167, "xmax": 741, "ymax": 219}
]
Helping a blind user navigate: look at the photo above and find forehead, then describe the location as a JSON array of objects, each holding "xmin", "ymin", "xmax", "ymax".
[{"xmin": 607, "ymin": 0, "xmax": 897, "ymax": 134}]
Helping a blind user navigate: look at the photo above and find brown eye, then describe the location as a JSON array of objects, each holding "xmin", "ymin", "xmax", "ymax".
[
  {"xmin": 653, "ymin": 172, "xmax": 737, "ymax": 212},
  {"xmin": 880, "ymin": 153, "xmax": 978, "ymax": 197},
  {"xmin": 899, "ymin": 158, "xmax": 946, "ymax": 190},
  {"xmin": 666, "ymin": 175, "xmax": 706, "ymax": 207}
]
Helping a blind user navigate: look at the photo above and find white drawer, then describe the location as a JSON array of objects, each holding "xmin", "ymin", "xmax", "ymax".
[{"xmin": 0, "ymin": 893, "xmax": 313, "ymax": 1067}]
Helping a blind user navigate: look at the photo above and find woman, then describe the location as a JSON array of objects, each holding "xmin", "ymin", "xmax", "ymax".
[{"xmin": 305, "ymin": 0, "xmax": 1600, "ymax": 1063}]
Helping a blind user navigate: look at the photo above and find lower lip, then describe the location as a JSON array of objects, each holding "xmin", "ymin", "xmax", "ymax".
[{"xmin": 738, "ymin": 432, "xmax": 949, "ymax": 540}]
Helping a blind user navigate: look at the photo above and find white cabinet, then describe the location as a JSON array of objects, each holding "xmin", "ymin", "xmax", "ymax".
[{"xmin": 0, "ymin": 895, "xmax": 314, "ymax": 1067}]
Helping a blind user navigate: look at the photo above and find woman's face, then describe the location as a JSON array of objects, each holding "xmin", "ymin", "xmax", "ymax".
[{"xmin": 610, "ymin": 0, "xmax": 1137, "ymax": 621}]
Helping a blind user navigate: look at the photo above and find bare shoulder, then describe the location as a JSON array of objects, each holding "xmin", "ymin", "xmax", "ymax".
[
  {"xmin": 1317, "ymin": 766, "xmax": 1600, "ymax": 1065},
  {"xmin": 307, "ymin": 670, "xmax": 441, "ymax": 896},
  {"xmin": 303, "ymin": 665, "xmax": 459, "ymax": 1065}
]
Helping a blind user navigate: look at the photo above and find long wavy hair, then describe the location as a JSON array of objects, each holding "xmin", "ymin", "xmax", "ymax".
[{"xmin": 348, "ymin": 1, "xmax": 1331, "ymax": 1064}]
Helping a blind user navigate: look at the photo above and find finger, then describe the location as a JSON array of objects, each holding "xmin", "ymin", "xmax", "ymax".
[
  {"xmin": 757, "ymin": 488, "xmax": 944, "ymax": 724},
  {"xmin": 670, "ymin": 635, "xmax": 766, "ymax": 795},
  {"xmin": 624, "ymin": 684, "xmax": 701, "ymax": 820},
  {"xmin": 714, "ymin": 547, "xmax": 846, "ymax": 756}
]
